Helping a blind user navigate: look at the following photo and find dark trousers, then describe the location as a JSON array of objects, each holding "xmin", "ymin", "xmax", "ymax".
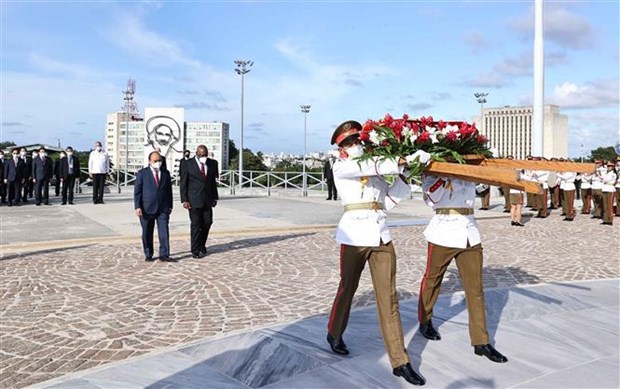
[
  {"xmin": 35, "ymin": 179, "xmax": 50, "ymax": 204},
  {"xmin": 140, "ymin": 212, "xmax": 170, "ymax": 258},
  {"xmin": 22, "ymin": 179, "xmax": 33, "ymax": 201},
  {"xmin": 189, "ymin": 206, "xmax": 213, "ymax": 255},
  {"xmin": 419, "ymin": 242, "xmax": 489, "ymax": 346},
  {"xmin": 92, "ymin": 174, "xmax": 106, "ymax": 203},
  {"xmin": 7, "ymin": 180, "xmax": 21, "ymax": 204},
  {"xmin": 326, "ymin": 179, "xmax": 338, "ymax": 200},
  {"xmin": 327, "ymin": 241, "xmax": 409, "ymax": 368},
  {"xmin": 55, "ymin": 178, "xmax": 61, "ymax": 196},
  {"xmin": 62, "ymin": 176, "xmax": 77, "ymax": 203},
  {"xmin": 0, "ymin": 182, "xmax": 6, "ymax": 203},
  {"xmin": 592, "ymin": 189, "xmax": 603, "ymax": 218}
]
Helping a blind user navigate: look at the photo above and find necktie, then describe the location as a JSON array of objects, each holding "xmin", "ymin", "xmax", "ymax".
[
  {"xmin": 154, "ymin": 168, "xmax": 159, "ymax": 187},
  {"xmin": 200, "ymin": 163, "xmax": 206, "ymax": 178}
]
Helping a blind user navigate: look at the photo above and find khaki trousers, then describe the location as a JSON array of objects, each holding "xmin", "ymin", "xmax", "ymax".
[
  {"xmin": 418, "ymin": 242, "xmax": 489, "ymax": 346},
  {"xmin": 536, "ymin": 190, "xmax": 549, "ymax": 217},
  {"xmin": 616, "ymin": 188, "xmax": 620, "ymax": 216},
  {"xmin": 502, "ymin": 187, "xmax": 510, "ymax": 211},
  {"xmin": 602, "ymin": 191, "xmax": 615, "ymax": 224},
  {"xmin": 581, "ymin": 188, "xmax": 592, "ymax": 214},
  {"xmin": 327, "ymin": 242, "xmax": 409, "ymax": 368},
  {"xmin": 592, "ymin": 189, "xmax": 603, "ymax": 218},
  {"xmin": 551, "ymin": 185, "xmax": 561, "ymax": 208},
  {"xmin": 480, "ymin": 189, "xmax": 490, "ymax": 209},
  {"xmin": 562, "ymin": 189, "xmax": 575, "ymax": 219}
]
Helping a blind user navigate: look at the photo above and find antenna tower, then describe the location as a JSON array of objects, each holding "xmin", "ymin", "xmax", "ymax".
[{"xmin": 122, "ymin": 78, "xmax": 139, "ymax": 115}]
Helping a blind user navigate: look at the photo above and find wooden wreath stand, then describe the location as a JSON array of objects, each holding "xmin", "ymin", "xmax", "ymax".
[{"xmin": 425, "ymin": 155, "xmax": 596, "ymax": 194}]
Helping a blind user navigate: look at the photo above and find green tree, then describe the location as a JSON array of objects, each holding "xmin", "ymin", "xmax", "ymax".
[
  {"xmin": 228, "ymin": 140, "xmax": 239, "ymax": 165},
  {"xmin": 0, "ymin": 141, "xmax": 17, "ymax": 150},
  {"xmin": 589, "ymin": 146, "xmax": 618, "ymax": 162}
]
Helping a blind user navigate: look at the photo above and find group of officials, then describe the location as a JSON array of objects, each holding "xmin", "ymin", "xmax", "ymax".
[
  {"xmin": 133, "ymin": 146, "xmax": 219, "ymax": 262},
  {"xmin": 495, "ymin": 157, "xmax": 620, "ymax": 226},
  {"xmin": 0, "ymin": 146, "xmax": 82, "ymax": 207},
  {"xmin": 325, "ymin": 120, "xmax": 507, "ymax": 387}
]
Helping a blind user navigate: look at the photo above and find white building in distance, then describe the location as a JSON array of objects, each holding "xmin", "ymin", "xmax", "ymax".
[
  {"xmin": 105, "ymin": 107, "xmax": 229, "ymax": 177},
  {"xmin": 475, "ymin": 104, "xmax": 568, "ymax": 159}
]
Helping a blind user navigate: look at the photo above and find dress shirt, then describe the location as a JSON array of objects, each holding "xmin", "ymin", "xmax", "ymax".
[
  {"xmin": 88, "ymin": 150, "xmax": 109, "ymax": 174},
  {"xmin": 602, "ymin": 171, "xmax": 617, "ymax": 192},
  {"xmin": 556, "ymin": 172, "xmax": 576, "ymax": 191}
]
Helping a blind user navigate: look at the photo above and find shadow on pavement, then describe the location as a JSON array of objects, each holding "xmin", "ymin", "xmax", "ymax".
[{"xmin": 0, "ymin": 244, "xmax": 96, "ymax": 261}]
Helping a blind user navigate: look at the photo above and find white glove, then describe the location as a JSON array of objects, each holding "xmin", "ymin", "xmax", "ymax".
[{"xmin": 406, "ymin": 150, "xmax": 432, "ymax": 165}]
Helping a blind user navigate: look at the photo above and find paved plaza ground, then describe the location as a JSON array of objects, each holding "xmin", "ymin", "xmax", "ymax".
[{"xmin": 0, "ymin": 190, "xmax": 618, "ymax": 388}]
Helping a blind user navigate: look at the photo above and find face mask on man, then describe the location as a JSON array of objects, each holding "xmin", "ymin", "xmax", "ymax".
[
  {"xmin": 66, "ymin": 152, "xmax": 73, "ymax": 157},
  {"xmin": 184, "ymin": 153, "xmax": 190, "ymax": 158},
  {"xmin": 40, "ymin": 152, "xmax": 47, "ymax": 158},
  {"xmin": 95, "ymin": 146, "xmax": 102, "ymax": 151},
  {"xmin": 20, "ymin": 151, "xmax": 26, "ymax": 157},
  {"xmin": 13, "ymin": 153, "xmax": 18, "ymax": 160},
  {"xmin": 32, "ymin": 152, "xmax": 38, "ymax": 158},
  {"xmin": 151, "ymin": 161, "xmax": 162, "ymax": 170},
  {"xmin": 0, "ymin": 153, "xmax": 4, "ymax": 159},
  {"xmin": 344, "ymin": 144, "xmax": 364, "ymax": 158},
  {"xmin": 198, "ymin": 156, "xmax": 207, "ymax": 164}
]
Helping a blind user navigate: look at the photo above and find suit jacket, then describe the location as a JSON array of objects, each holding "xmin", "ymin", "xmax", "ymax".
[
  {"xmin": 4, "ymin": 158, "xmax": 25, "ymax": 182},
  {"xmin": 323, "ymin": 160, "xmax": 335, "ymax": 181},
  {"xmin": 23, "ymin": 157, "xmax": 33, "ymax": 179},
  {"xmin": 160, "ymin": 155, "xmax": 168, "ymax": 171},
  {"xmin": 32, "ymin": 156, "xmax": 54, "ymax": 181},
  {"xmin": 0, "ymin": 159, "xmax": 4, "ymax": 182},
  {"xmin": 134, "ymin": 166, "xmax": 173, "ymax": 215},
  {"xmin": 60, "ymin": 156, "xmax": 81, "ymax": 179},
  {"xmin": 180, "ymin": 158, "xmax": 218, "ymax": 208}
]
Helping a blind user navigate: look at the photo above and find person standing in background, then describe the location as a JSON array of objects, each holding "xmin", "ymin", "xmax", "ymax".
[
  {"xmin": 323, "ymin": 154, "xmax": 338, "ymax": 201},
  {"xmin": 21, "ymin": 148, "xmax": 34, "ymax": 203},
  {"xmin": 601, "ymin": 161, "xmax": 617, "ymax": 225},
  {"xmin": 60, "ymin": 146, "xmax": 81, "ymax": 205},
  {"xmin": 88, "ymin": 141, "xmax": 110, "ymax": 204},
  {"xmin": 590, "ymin": 160, "xmax": 604, "ymax": 219},
  {"xmin": 578, "ymin": 173, "xmax": 592, "ymax": 215},
  {"xmin": 4, "ymin": 148, "xmax": 25, "ymax": 206},
  {"xmin": 54, "ymin": 151, "xmax": 65, "ymax": 197},
  {"xmin": 0, "ymin": 150, "xmax": 6, "ymax": 205},
  {"xmin": 32, "ymin": 147, "xmax": 53, "ymax": 206}
]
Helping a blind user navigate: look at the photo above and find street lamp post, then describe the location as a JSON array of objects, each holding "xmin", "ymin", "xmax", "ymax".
[
  {"xmin": 300, "ymin": 105, "xmax": 311, "ymax": 197},
  {"xmin": 234, "ymin": 59, "xmax": 253, "ymax": 190},
  {"xmin": 474, "ymin": 92, "xmax": 488, "ymax": 134}
]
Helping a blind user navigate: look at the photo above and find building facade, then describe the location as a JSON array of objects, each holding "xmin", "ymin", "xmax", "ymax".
[
  {"xmin": 476, "ymin": 104, "xmax": 568, "ymax": 159},
  {"xmin": 105, "ymin": 107, "xmax": 229, "ymax": 178}
]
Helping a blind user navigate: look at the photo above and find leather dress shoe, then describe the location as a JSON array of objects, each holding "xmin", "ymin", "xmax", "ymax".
[
  {"xmin": 474, "ymin": 344, "xmax": 508, "ymax": 363},
  {"xmin": 200, "ymin": 248, "xmax": 208, "ymax": 255},
  {"xmin": 160, "ymin": 257, "xmax": 177, "ymax": 262},
  {"xmin": 326, "ymin": 333, "xmax": 349, "ymax": 355},
  {"xmin": 392, "ymin": 363, "xmax": 425, "ymax": 386},
  {"xmin": 419, "ymin": 320, "xmax": 441, "ymax": 341},
  {"xmin": 145, "ymin": 257, "xmax": 155, "ymax": 262},
  {"xmin": 191, "ymin": 253, "xmax": 203, "ymax": 259}
]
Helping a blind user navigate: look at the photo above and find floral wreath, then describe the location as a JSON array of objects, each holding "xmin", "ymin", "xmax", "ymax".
[{"xmin": 358, "ymin": 113, "xmax": 492, "ymax": 177}]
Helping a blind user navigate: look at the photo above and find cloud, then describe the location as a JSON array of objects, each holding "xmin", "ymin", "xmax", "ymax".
[
  {"xmin": 205, "ymin": 90, "xmax": 227, "ymax": 102},
  {"xmin": 509, "ymin": 5, "xmax": 594, "ymax": 50},
  {"xmin": 174, "ymin": 102, "xmax": 231, "ymax": 111},
  {"xmin": 430, "ymin": 92, "xmax": 452, "ymax": 101},
  {"xmin": 462, "ymin": 30, "xmax": 489, "ymax": 54},
  {"xmin": 75, "ymin": 121, "xmax": 88, "ymax": 125},
  {"xmin": 345, "ymin": 79, "xmax": 363, "ymax": 87},
  {"xmin": 567, "ymin": 111, "xmax": 619, "ymax": 156},
  {"xmin": 68, "ymin": 131, "xmax": 82, "ymax": 136},
  {"xmin": 548, "ymin": 79, "xmax": 619, "ymax": 109},
  {"xmin": 28, "ymin": 53, "xmax": 97, "ymax": 79},
  {"xmin": 2, "ymin": 122, "xmax": 24, "ymax": 126},
  {"xmin": 177, "ymin": 89, "xmax": 201, "ymax": 95},
  {"xmin": 405, "ymin": 102, "xmax": 433, "ymax": 112},
  {"xmin": 106, "ymin": 13, "xmax": 202, "ymax": 69},
  {"xmin": 463, "ymin": 72, "xmax": 513, "ymax": 88}
]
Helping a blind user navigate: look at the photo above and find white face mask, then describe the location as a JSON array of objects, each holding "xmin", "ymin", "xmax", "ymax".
[
  {"xmin": 66, "ymin": 152, "xmax": 73, "ymax": 157},
  {"xmin": 345, "ymin": 144, "xmax": 363, "ymax": 158},
  {"xmin": 95, "ymin": 146, "xmax": 102, "ymax": 151},
  {"xmin": 59, "ymin": 154, "xmax": 66, "ymax": 158},
  {"xmin": 13, "ymin": 154, "xmax": 18, "ymax": 159},
  {"xmin": 151, "ymin": 161, "xmax": 162, "ymax": 170},
  {"xmin": 40, "ymin": 153, "xmax": 47, "ymax": 158},
  {"xmin": 198, "ymin": 156, "xmax": 207, "ymax": 164},
  {"xmin": 20, "ymin": 151, "xmax": 26, "ymax": 157}
]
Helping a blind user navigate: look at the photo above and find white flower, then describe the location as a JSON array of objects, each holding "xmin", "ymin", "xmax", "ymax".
[
  {"xmin": 430, "ymin": 132, "xmax": 439, "ymax": 144},
  {"xmin": 369, "ymin": 130, "xmax": 385, "ymax": 144}
]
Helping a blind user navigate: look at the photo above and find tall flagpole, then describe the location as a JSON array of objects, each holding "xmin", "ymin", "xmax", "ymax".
[{"xmin": 532, "ymin": 0, "xmax": 544, "ymax": 157}]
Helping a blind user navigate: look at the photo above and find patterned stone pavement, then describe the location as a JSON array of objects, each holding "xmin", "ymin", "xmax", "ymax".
[{"xmin": 1, "ymin": 216, "xmax": 618, "ymax": 388}]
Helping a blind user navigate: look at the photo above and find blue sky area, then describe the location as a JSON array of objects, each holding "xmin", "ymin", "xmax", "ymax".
[{"xmin": 2, "ymin": 0, "xmax": 619, "ymax": 157}]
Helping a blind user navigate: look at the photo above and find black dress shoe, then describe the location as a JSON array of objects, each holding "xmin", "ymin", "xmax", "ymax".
[
  {"xmin": 69, "ymin": 202, "xmax": 74, "ymax": 205},
  {"xmin": 159, "ymin": 257, "xmax": 177, "ymax": 262},
  {"xmin": 511, "ymin": 221, "xmax": 516, "ymax": 226},
  {"xmin": 200, "ymin": 248, "xmax": 208, "ymax": 255},
  {"xmin": 419, "ymin": 320, "xmax": 441, "ymax": 341},
  {"xmin": 393, "ymin": 363, "xmax": 425, "ymax": 386},
  {"xmin": 191, "ymin": 253, "xmax": 202, "ymax": 259},
  {"xmin": 61, "ymin": 202, "xmax": 66, "ymax": 205},
  {"xmin": 474, "ymin": 344, "xmax": 508, "ymax": 363},
  {"xmin": 326, "ymin": 197, "xmax": 332, "ymax": 200},
  {"xmin": 515, "ymin": 222, "xmax": 525, "ymax": 227},
  {"xmin": 601, "ymin": 221, "xmax": 613, "ymax": 225},
  {"xmin": 145, "ymin": 257, "xmax": 155, "ymax": 262},
  {"xmin": 326, "ymin": 333, "xmax": 349, "ymax": 355}
]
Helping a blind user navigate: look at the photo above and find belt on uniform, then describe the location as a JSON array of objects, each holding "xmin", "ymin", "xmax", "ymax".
[
  {"xmin": 435, "ymin": 208, "xmax": 474, "ymax": 216},
  {"xmin": 344, "ymin": 202, "xmax": 385, "ymax": 212}
]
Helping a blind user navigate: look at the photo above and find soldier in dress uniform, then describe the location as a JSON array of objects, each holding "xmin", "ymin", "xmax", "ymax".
[
  {"xmin": 556, "ymin": 171, "xmax": 577, "ymax": 221},
  {"xmin": 615, "ymin": 159, "xmax": 620, "ymax": 217},
  {"xmin": 578, "ymin": 172, "xmax": 592, "ymax": 215},
  {"xmin": 601, "ymin": 161, "xmax": 617, "ymax": 225},
  {"xmin": 417, "ymin": 167, "xmax": 508, "ymax": 364},
  {"xmin": 325, "ymin": 120, "xmax": 425, "ymax": 386},
  {"xmin": 531, "ymin": 166, "xmax": 549, "ymax": 218},
  {"xmin": 590, "ymin": 160, "xmax": 605, "ymax": 218}
]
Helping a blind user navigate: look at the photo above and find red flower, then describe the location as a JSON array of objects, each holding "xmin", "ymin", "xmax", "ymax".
[
  {"xmin": 362, "ymin": 119, "xmax": 375, "ymax": 132},
  {"xmin": 381, "ymin": 140, "xmax": 390, "ymax": 146},
  {"xmin": 417, "ymin": 131, "xmax": 431, "ymax": 143},
  {"xmin": 445, "ymin": 131, "xmax": 458, "ymax": 142},
  {"xmin": 411, "ymin": 123, "xmax": 420, "ymax": 134},
  {"xmin": 383, "ymin": 113, "xmax": 394, "ymax": 126},
  {"xmin": 359, "ymin": 131, "xmax": 370, "ymax": 142},
  {"xmin": 477, "ymin": 135, "xmax": 488, "ymax": 144},
  {"xmin": 436, "ymin": 120, "xmax": 447, "ymax": 131},
  {"xmin": 402, "ymin": 113, "xmax": 409, "ymax": 120}
]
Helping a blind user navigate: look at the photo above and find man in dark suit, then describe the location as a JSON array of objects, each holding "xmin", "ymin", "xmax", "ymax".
[
  {"xmin": 59, "ymin": 146, "xmax": 81, "ymax": 205},
  {"xmin": 323, "ymin": 154, "xmax": 337, "ymax": 200},
  {"xmin": 180, "ymin": 145, "xmax": 219, "ymax": 258},
  {"xmin": 54, "ymin": 152, "xmax": 65, "ymax": 196},
  {"xmin": 4, "ymin": 148, "xmax": 26, "ymax": 206},
  {"xmin": 0, "ymin": 150, "xmax": 6, "ymax": 204},
  {"xmin": 134, "ymin": 151, "xmax": 174, "ymax": 262},
  {"xmin": 32, "ymin": 147, "xmax": 54, "ymax": 205},
  {"xmin": 21, "ymin": 148, "xmax": 34, "ymax": 202}
]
